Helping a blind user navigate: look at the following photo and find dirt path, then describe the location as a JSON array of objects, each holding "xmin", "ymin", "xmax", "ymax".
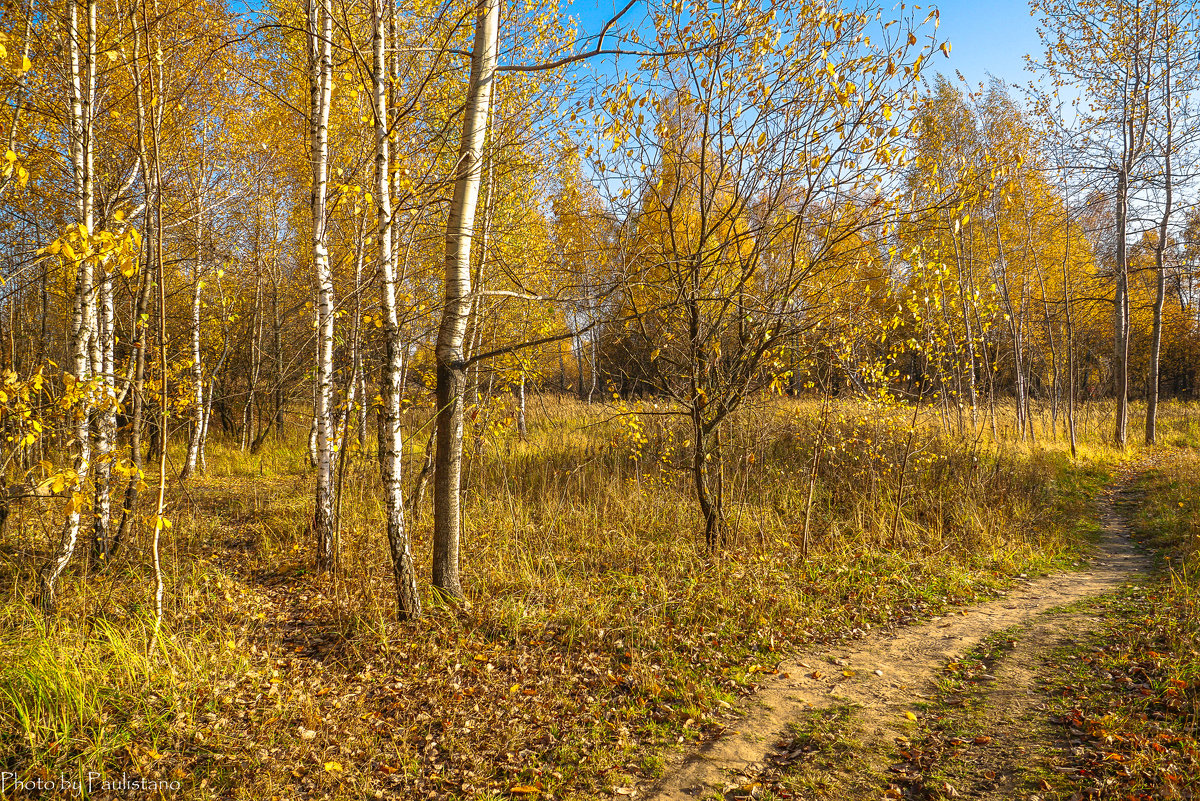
[
  {"xmin": 645, "ymin": 482, "xmax": 1154, "ymax": 800},
  {"xmin": 896, "ymin": 613, "xmax": 1095, "ymax": 799}
]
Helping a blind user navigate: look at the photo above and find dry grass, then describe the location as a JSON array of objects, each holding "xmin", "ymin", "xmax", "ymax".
[{"xmin": 0, "ymin": 394, "xmax": 1180, "ymax": 799}]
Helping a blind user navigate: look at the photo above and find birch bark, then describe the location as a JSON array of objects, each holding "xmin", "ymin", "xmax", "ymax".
[
  {"xmin": 433, "ymin": 0, "xmax": 500, "ymax": 603},
  {"xmin": 309, "ymin": 0, "xmax": 336, "ymax": 572},
  {"xmin": 41, "ymin": 0, "xmax": 97, "ymax": 608},
  {"xmin": 373, "ymin": 0, "xmax": 421, "ymax": 618}
]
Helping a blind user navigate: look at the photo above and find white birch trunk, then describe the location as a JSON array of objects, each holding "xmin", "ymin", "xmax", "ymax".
[
  {"xmin": 92, "ymin": 265, "xmax": 116, "ymax": 561},
  {"xmin": 310, "ymin": 0, "xmax": 336, "ymax": 572},
  {"xmin": 181, "ymin": 239, "xmax": 203, "ymax": 479},
  {"xmin": 374, "ymin": 0, "xmax": 421, "ymax": 618},
  {"xmin": 516, "ymin": 374, "xmax": 526, "ymax": 438},
  {"xmin": 41, "ymin": 0, "xmax": 97, "ymax": 608},
  {"xmin": 433, "ymin": 0, "xmax": 500, "ymax": 603}
]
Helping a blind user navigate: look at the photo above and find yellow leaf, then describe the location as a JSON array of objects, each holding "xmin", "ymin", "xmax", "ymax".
[
  {"xmin": 105, "ymin": 50, "xmax": 119, "ymax": 62},
  {"xmin": 905, "ymin": 711, "xmax": 918, "ymax": 721},
  {"xmin": 323, "ymin": 761, "xmax": 343, "ymax": 772},
  {"xmin": 509, "ymin": 786, "xmax": 541, "ymax": 795},
  {"xmin": 21, "ymin": 56, "xmax": 31, "ymax": 72}
]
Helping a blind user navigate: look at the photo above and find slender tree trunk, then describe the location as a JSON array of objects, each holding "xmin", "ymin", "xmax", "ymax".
[
  {"xmin": 242, "ymin": 268, "xmax": 263, "ymax": 449},
  {"xmin": 40, "ymin": 0, "xmax": 96, "ymax": 609},
  {"xmin": 433, "ymin": 0, "xmax": 499, "ymax": 604},
  {"xmin": 92, "ymin": 264, "xmax": 116, "ymax": 562},
  {"xmin": 309, "ymin": 0, "xmax": 336, "ymax": 572},
  {"xmin": 273, "ymin": 273, "xmax": 284, "ymax": 433},
  {"xmin": 372, "ymin": 0, "xmax": 424, "ymax": 618},
  {"xmin": 1060, "ymin": 192, "xmax": 1078, "ymax": 459},
  {"xmin": 589, "ymin": 330, "xmax": 599, "ymax": 402},
  {"xmin": 116, "ymin": 3, "xmax": 157, "ymax": 551},
  {"xmin": 1146, "ymin": 59, "xmax": 1173, "ymax": 445},
  {"xmin": 951, "ymin": 234, "xmax": 978, "ymax": 428},
  {"xmin": 1114, "ymin": 166, "xmax": 1130, "ymax": 448},
  {"xmin": 575, "ymin": 326, "xmax": 587, "ymax": 401},
  {"xmin": 180, "ymin": 219, "xmax": 204, "ymax": 479},
  {"xmin": 373, "ymin": 0, "xmax": 421, "ymax": 618},
  {"xmin": 200, "ymin": 308, "xmax": 230, "ymax": 472},
  {"xmin": 516, "ymin": 375, "xmax": 527, "ymax": 437},
  {"xmin": 149, "ymin": 64, "xmax": 168, "ymax": 650}
]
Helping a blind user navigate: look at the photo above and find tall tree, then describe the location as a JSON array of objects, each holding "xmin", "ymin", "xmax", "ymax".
[
  {"xmin": 433, "ymin": 0, "xmax": 500, "ymax": 603},
  {"xmin": 308, "ymin": 0, "xmax": 336, "ymax": 572},
  {"xmin": 373, "ymin": 0, "xmax": 421, "ymax": 619},
  {"xmin": 40, "ymin": 0, "xmax": 97, "ymax": 609},
  {"xmin": 1033, "ymin": 0, "xmax": 1164, "ymax": 447}
]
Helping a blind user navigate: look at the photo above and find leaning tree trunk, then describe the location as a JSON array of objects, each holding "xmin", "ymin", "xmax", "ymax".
[
  {"xmin": 372, "ymin": 0, "xmax": 421, "ymax": 619},
  {"xmin": 432, "ymin": 0, "xmax": 499, "ymax": 604},
  {"xmin": 308, "ymin": 0, "xmax": 336, "ymax": 572}
]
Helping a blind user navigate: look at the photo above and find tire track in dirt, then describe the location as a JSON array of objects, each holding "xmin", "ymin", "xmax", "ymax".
[
  {"xmin": 899, "ymin": 614, "xmax": 1095, "ymax": 799},
  {"xmin": 645, "ymin": 482, "xmax": 1154, "ymax": 800}
]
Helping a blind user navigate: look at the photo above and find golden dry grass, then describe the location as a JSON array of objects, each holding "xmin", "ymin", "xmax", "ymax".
[{"xmin": 0, "ymin": 394, "xmax": 1186, "ymax": 799}]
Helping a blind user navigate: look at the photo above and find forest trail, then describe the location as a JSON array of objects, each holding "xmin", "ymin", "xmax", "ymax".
[{"xmin": 645, "ymin": 477, "xmax": 1155, "ymax": 800}]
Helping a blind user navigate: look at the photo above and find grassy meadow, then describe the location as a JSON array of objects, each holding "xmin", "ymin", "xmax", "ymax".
[{"xmin": 0, "ymin": 395, "xmax": 1189, "ymax": 799}]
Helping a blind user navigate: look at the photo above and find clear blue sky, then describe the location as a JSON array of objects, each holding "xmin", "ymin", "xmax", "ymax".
[
  {"xmin": 233, "ymin": 0, "xmax": 1046, "ymax": 90},
  {"xmin": 931, "ymin": 0, "xmax": 1044, "ymax": 90},
  {"xmin": 565, "ymin": 0, "xmax": 1046, "ymax": 91}
]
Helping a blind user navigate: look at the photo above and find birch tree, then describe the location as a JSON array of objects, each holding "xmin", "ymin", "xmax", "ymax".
[
  {"xmin": 40, "ymin": 0, "xmax": 97, "ymax": 609},
  {"xmin": 308, "ymin": 0, "xmax": 336, "ymax": 572},
  {"xmin": 1033, "ymin": 0, "xmax": 1161, "ymax": 447},
  {"xmin": 373, "ymin": 0, "xmax": 421, "ymax": 618},
  {"xmin": 602, "ymin": 0, "xmax": 936, "ymax": 548},
  {"xmin": 433, "ymin": 0, "xmax": 500, "ymax": 603}
]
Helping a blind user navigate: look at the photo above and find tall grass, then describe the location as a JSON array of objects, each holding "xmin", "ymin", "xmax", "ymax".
[{"xmin": 0, "ymin": 394, "xmax": 1187, "ymax": 798}]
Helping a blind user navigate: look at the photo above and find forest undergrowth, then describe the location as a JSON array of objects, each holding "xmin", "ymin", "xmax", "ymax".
[{"xmin": 0, "ymin": 396, "xmax": 1175, "ymax": 800}]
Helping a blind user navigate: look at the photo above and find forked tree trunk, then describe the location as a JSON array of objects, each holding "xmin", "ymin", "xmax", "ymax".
[
  {"xmin": 433, "ymin": 0, "xmax": 499, "ymax": 604},
  {"xmin": 691, "ymin": 422, "xmax": 725, "ymax": 551}
]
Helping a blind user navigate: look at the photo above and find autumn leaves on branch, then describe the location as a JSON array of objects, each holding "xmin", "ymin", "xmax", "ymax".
[{"xmin": 2, "ymin": 0, "xmax": 1198, "ymax": 620}]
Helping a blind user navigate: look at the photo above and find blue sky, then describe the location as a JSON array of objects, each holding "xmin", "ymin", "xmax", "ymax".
[
  {"xmin": 565, "ymin": 0, "xmax": 1046, "ymax": 91},
  {"xmin": 232, "ymin": 0, "xmax": 1047, "ymax": 91},
  {"xmin": 931, "ymin": 0, "xmax": 1044, "ymax": 90}
]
